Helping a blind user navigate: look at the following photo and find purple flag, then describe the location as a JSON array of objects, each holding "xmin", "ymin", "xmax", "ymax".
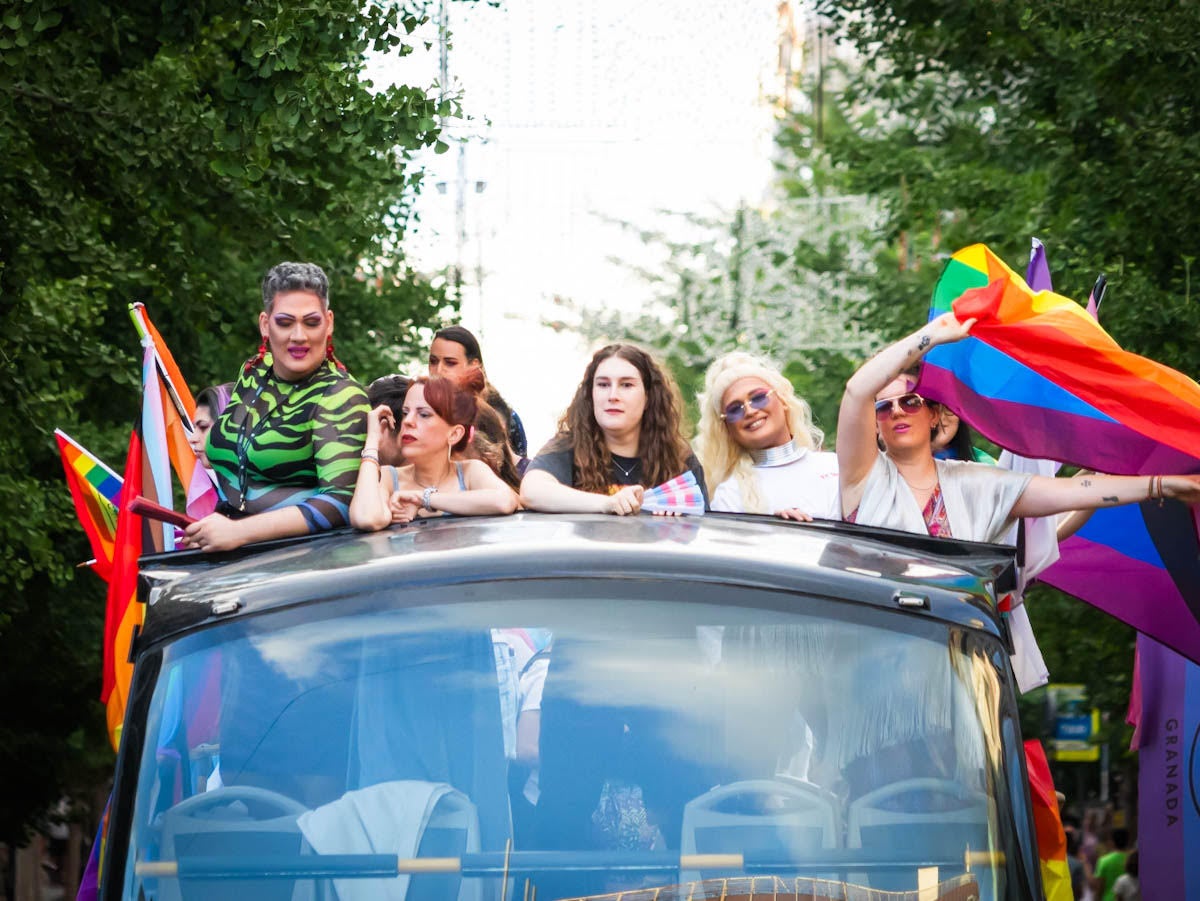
[
  {"xmin": 1026, "ymin": 237, "xmax": 1052, "ymax": 292},
  {"xmin": 1134, "ymin": 634, "xmax": 1200, "ymax": 898}
]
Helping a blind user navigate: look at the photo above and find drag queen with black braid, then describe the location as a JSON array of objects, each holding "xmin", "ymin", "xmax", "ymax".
[{"xmin": 185, "ymin": 261, "xmax": 369, "ymax": 552}]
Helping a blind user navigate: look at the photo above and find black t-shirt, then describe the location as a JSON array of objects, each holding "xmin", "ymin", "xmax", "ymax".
[{"xmin": 527, "ymin": 444, "xmax": 709, "ymax": 508}]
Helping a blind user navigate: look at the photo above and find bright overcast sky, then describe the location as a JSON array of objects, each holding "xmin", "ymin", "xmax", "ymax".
[{"xmin": 369, "ymin": 0, "xmax": 789, "ymax": 448}]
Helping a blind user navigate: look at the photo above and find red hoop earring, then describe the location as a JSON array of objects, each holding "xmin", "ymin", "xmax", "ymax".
[
  {"xmin": 325, "ymin": 335, "xmax": 346, "ymax": 372},
  {"xmin": 244, "ymin": 336, "xmax": 268, "ymax": 374}
]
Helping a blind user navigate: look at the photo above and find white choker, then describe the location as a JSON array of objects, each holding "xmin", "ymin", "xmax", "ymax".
[{"xmin": 750, "ymin": 439, "xmax": 806, "ymax": 468}]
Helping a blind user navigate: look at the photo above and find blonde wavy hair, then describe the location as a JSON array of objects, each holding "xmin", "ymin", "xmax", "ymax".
[{"xmin": 693, "ymin": 352, "xmax": 824, "ymax": 513}]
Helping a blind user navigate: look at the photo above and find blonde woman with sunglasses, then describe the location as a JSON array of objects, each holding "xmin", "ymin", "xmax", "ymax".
[
  {"xmin": 695, "ymin": 352, "xmax": 838, "ymax": 521},
  {"xmin": 838, "ymin": 312, "xmax": 1200, "ymax": 540}
]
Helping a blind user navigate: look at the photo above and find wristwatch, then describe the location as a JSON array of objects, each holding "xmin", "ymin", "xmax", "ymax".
[{"xmin": 421, "ymin": 485, "xmax": 439, "ymax": 511}]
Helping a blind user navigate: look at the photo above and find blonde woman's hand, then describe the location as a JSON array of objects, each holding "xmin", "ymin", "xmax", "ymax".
[{"xmin": 776, "ymin": 507, "xmax": 814, "ymax": 522}]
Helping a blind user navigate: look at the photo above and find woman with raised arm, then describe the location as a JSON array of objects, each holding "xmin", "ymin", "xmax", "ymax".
[
  {"xmin": 837, "ymin": 312, "xmax": 1200, "ymax": 540},
  {"xmin": 186, "ymin": 262, "xmax": 370, "ymax": 553},
  {"xmin": 695, "ymin": 352, "xmax": 838, "ymax": 521},
  {"xmin": 349, "ymin": 375, "xmax": 518, "ymax": 531},
  {"xmin": 520, "ymin": 343, "xmax": 706, "ymax": 515}
]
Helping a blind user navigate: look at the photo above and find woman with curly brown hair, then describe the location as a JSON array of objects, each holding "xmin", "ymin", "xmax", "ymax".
[{"xmin": 520, "ymin": 344, "xmax": 707, "ymax": 515}]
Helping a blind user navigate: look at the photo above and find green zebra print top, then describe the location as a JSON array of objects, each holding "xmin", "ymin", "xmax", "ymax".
[{"xmin": 206, "ymin": 356, "xmax": 369, "ymax": 531}]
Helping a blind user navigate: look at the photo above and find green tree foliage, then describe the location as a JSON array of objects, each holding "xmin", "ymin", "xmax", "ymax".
[
  {"xmin": 811, "ymin": 0, "xmax": 1200, "ymax": 372},
  {"xmin": 0, "ymin": 0, "xmax": 455, "ymax": 841}
]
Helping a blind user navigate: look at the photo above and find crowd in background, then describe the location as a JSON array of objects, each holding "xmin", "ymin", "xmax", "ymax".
[{"xmin": 1061, "ymin": 805, "xmax": 1140, "ymax": 901}]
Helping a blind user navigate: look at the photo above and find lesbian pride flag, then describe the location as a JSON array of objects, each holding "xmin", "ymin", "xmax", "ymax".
[{"xmin": 917, "ymin": 244, "xmax": 1200, "ymax": 664}]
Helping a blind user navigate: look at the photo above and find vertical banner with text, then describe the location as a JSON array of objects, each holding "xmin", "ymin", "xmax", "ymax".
[{"xmin": 1135, "ymin": 635, "xmax": 1200, "ymax": 899}]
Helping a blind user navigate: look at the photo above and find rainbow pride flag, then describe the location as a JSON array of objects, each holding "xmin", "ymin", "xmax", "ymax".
[
  {"xmin": 918, "ymin": 244, "xmax": 1200, "ymax": 664},
  {"xmin": 55, "ymin": 430, "xmax": 123, "ymax": 582},
  {"xmin": 1023, "ymin": 740, "xmax": 1072, "ymax": 901},
  {"xmin": 103, "ymin": 427, "xmax": 145, "ymax": 751},
  {"xmin": 920, "ymin": 244, "xmax": 1200, "ymax": 476}
]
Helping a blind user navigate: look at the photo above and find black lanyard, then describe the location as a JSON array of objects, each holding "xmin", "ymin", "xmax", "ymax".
[{"xmin": 234, "ymin": 382, "xmax": 268, "ymax": 512}]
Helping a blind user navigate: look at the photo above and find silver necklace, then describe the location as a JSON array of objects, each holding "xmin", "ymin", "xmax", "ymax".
[
  {"xmin": 750, "ymin": 439, "xmax": 806, "ymax": 468},
  {"xmin": 612, "ymin": 455, "xmax": 639, "ymax": 479}
]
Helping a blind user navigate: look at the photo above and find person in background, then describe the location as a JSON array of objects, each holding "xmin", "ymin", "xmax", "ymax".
[
  {"xmin": 1065, "ymin": 822, "xmax": 1090, "ymax": 901},
  {"xmin": 429, "ymin": 325, "xmax": 529, "ymax": 463},
  {"xmin": 185, "ymin": 382, "xmax": 235, "ymax": 519},
  {"xmin": 349, "ymin": 375, "xmax": 518, "ymax": 530},
  {"xmin": 366, "ymin": 374, "xmax": 412, "ymax": 421},
  {"xmin": 1081, "ymin": 809, "xmax": 1103, "ymax": 873},
  {"xmin": 472, "ymin": 399, "xmax": 523, "ymax": 490},
  {"xmin": 837, "ymin": 312, "xmax": 1200, "ymax": 541},
  {"xmin": 521, "ymin": 343, "xmax": 706, "ymax": 515},
  {"xmin": 349, "ymin": 374, "xmax": 413, "ymax": 514},
  {"xmin": 1112, "ymin": 849, "xmax": 1139, "ymax": 901},
  {"xmin": 1092, "ymin": 828, "xmax": 1130, "ymax": 901},
  {"xmin": 694, "ymin": 351, "xmax": 838, "ymax": 520},
  {"xmin": 189, "ymin": 383, "xmax": 233, "ymax": 469},
  {"xmin": 188, "ymin": 262, "xmax": 369, "ymax": 552},
  {"xmin": 930, "ymin": 404, "xmax": 997, "ymax": 463}
]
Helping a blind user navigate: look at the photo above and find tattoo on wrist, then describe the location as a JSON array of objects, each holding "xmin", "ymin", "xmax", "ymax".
[
  {"xmin": 1102, "ymin": 495, "xmax": 1119, "ymax": 503},
  {"xmin": 917, "ymin": 335, "xmax": 931, "ymax": 350}
]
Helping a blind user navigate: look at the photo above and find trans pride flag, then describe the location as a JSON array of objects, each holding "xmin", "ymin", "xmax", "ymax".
[
  {"xmin": 642, "ymin": 471, "xmax": 707, "ymax": 516},
  {"xmin": 917, "ymin": 244, "xmax": 1200, "ymax": 664},
  {"xmin": 129, "ymin": 302, "xmax": 219, "ymax": 520}
]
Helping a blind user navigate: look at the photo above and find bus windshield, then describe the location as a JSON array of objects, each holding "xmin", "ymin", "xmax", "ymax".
[{"xmin": 118, "ymin": 579, "xmax": 1030, "ymax": 900}]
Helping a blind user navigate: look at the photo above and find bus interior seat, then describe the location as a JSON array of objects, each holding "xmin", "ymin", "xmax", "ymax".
[{"xmin": 679, "ymin": 778, "xmax": 841, "ymax": 885}]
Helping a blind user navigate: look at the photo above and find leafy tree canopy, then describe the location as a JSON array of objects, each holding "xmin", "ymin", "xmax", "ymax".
[
  {"xmin": 812, "ymin": 0, "xmax": 1200, "ymax": 374},
  {"xmin": 0, "ymin": 0, "xmax": 456, "ymax": 841}
]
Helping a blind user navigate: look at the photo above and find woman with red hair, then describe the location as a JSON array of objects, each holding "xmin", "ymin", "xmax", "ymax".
[{"xmin": 349, "ymin": 375, "xmax": 518, "ymax": 530}]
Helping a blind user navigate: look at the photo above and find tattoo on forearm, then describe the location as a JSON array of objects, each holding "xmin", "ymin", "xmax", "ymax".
[
  {"xmin": 917, "ymin": 335, "xmax": 931, "ymax": 350},
  {"xmin": 1080, "ymin": 479, "xmax": 1092, "ymax": 487},
  {"xmin": 1102, "ymin": 495, "xmax": 1119, "ymax": 503}
]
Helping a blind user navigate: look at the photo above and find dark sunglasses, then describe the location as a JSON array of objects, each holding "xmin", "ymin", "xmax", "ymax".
[
  {"xmin": 874, "ymin": 392, "xmax": 927, "ymax": 421},
  {"xmin": 721, "ymin": 388, "xmax": 774, "ymax": 423}
]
